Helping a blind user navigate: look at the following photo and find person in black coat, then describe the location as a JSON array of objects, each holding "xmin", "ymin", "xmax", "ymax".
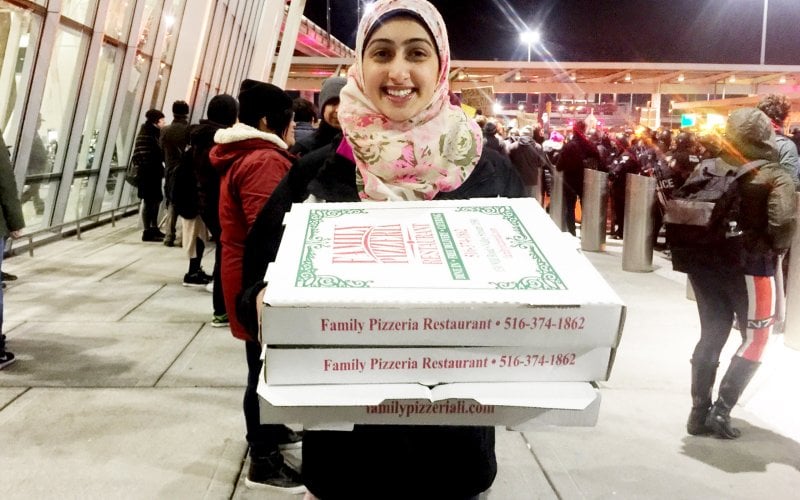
[
  {"xmin": 507, "ymin": 127, "xmax": 547, "ymax": 200},
  {"xmin": 238, "ymin": 1, "xmax": 524, "ymax": 497},
  {"xmin": 556, "ymin": 120, "xmax": 601, "ymax": 235},
  {"xmin": 132, "ymin": 109, "xmax": 165, "ymax": 241}
]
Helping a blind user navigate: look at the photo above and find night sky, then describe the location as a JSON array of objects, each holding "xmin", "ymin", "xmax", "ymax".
[{"xmin": 304, "ymin": 0, "xmax": 800, "ymax": 64}]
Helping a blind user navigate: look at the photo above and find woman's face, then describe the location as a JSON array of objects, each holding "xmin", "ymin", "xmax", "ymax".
[{"xmin": 362, "ymin": 17, "xmax": 440, "ymax": 123}]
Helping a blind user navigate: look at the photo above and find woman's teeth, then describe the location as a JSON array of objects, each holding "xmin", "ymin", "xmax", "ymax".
[{"xmin": 386, "ymin": 89, "xmax": 412, "ymax": 97}]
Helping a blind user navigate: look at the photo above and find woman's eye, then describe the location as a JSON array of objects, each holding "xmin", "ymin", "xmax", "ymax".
[
  {"xmin": 371, "ymin": 49, "xmax": 392, "ymax": 60},
  {"xmin": 409, "ymin": 48, "xmax": 430, "ymax": 60}
]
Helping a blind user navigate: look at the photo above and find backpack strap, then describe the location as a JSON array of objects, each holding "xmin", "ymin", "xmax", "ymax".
[{"xmin": 734, "ymin": 159, "xmax": 769, "ymax": 180}]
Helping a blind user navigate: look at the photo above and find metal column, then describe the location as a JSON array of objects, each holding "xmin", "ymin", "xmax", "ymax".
[
  {"xmin": 580, "ymin": 168, "xmax": 608, "ymax": 252},
  {"xmin": 549, "ymin": 170, "xmax": 566, "ymax": 231},
  {"xmin": 622, "ymin": 174, "xmax": 656, "ymax": 272}
]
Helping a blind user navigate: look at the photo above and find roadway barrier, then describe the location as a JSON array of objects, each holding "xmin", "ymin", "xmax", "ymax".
[
  {"xmin": 580, "ymin": 168, "xmax": 608, "ymax": 252},
  {"xmin": 622, "ymin": 174, "xmax": 655, "ymax": 272}
]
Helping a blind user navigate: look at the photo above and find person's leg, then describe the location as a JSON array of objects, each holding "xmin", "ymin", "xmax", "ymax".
[
  {"xmin": 243, "ymin": 340, "xmax": 304, "ymax": 492},
  {"xmin": 0, "ymin": 237, "xmax": 13, "ymax": 370},
  {"xmin": 707, "ymin": 274, "xmax": 774, "ymax": 438},
  {"xmin": 563, "ymin": 188, "xmax": 577, "ymax": 235},
  {"xmin": 164, "ymin": 204, "xmax": 177, "ymax": 246},
  {"xmin": 141, "ymin": 199, "xmax": 163, "ymax": 241},
  {"xmin": 212, "ymin": 239, "xmax": 226, "ymax": 318},
  {"xmin": 686, "ymin": 271, "xmax": 736, "ymax": 435}
]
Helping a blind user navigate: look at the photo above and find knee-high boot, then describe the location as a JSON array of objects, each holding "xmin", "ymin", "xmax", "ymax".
[
  {"xmin": 705, "ymin": 356, "xmax": 760, "ymax": 439},
  {"xmin": 687, "ymin": 359, "xmax": 718, "ymax": 435}
]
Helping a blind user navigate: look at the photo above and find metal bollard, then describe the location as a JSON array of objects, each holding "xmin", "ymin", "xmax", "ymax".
[
  {"xmin": 622, "ymin": 173, "xmax": 656, "ymax": 272},
  {"xmin": 783, "ymin": 193, "xmax": 800, "ymax": 350},
  {"xmin": 580, "ymin": 168, "xmax": 609, "ymax": 252},
  {"xmin": 532, "ymin": 166, "xmax": 543, "ymax": 206},
  {"xmin": 550, "ymin": 170, "xmax": 566, "ymax": 231}
]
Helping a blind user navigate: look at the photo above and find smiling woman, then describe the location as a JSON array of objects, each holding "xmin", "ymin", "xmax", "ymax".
[{"xmin": 238, "ymin": 0, "xmax": 527, "ymax": 498}]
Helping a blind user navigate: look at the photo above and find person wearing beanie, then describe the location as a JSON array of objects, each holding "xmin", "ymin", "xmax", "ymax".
[
  {"xmin": 160, "ymin": 100, "xmax": 192, "ymax": 247},
  {"xmin": 208, "ymin": 80, "xmax": 302, "ymax": 493},
  {"xmin": 132, "ymin": 108, "xmax": 166, "ymax": 241},
  {"xmin": 290, "ymin": 76, "xmax": 347, "ymax": 156}
]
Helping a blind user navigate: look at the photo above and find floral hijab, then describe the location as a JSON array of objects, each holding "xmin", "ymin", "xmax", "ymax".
[{"xmin": 338, "ymin": 0, "xmax": 482, "ymax": 201}]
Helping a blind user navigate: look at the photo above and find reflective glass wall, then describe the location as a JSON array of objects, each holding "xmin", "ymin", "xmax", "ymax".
[{"xmin": 0, "ymin": 0, "xmax": 263, "ymax": 239}]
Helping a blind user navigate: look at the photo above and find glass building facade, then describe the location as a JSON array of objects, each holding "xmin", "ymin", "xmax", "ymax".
[{"xmin": 1, "ymin": 0, "xmax": 262, "ymax": 238}]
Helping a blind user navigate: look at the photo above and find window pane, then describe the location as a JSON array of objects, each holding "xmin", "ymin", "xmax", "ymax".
[
  {"xmin": 0, "ymin": 4, "xmax": 43, "ymax": 152},
  {"xmin": 150, "ymin": 63, "xmax": 170, "ymax": 110},
  {"xmin": 101, "ymin": 169, "xmax": 126, "ymax": 211},
  {"xmin": 61, "ymin": 0, "xmax": 97, "ymax": 26},
  {"xmin": 137, "ymin": 0, "xmax": 161, "ymax": 55},
  {"xmin": 161, "ymin": 0, "xmax": 184, "ymax": 63},
  {"xmin": 38, "ymin": 24, "xmax": 89, "ymax": 175},
  {"xmin": 19, "ymin": 128, "xmax": 50, "ymax": 225},
  {"xmin": 104, "ymin": 0, "xmax": 135, "ymax": 41},
  {"xmin": 63, "ymin": 175, "xmax": 98, "ymax": 223},
  {"xmin": 20, "ymin": 179, "xmax": 55, "ymax": 229},
  {"xmin": 75, "ymin": 44, "xmax": 122, "ymax": 172},
  {"xmin": 117, "ymin": 54, "xmax": 151, "ymax": 164}
]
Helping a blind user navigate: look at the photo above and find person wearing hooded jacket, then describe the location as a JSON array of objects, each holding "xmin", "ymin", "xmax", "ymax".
[
  {"xmin": 507, "ymin": 126, "xmax": 546, "ymax": 199},
  {"xmin": 208, "ymin": 80, "xmax": 303, "ymax": 493},
  {"xmin": 674, "ymin": 108, "xmax": 796, "ymax": 440},
  {"xmin": 290, "ymin": 76, "xmax": 347, "ymax": 157},
  {"xmin": 238, "ymin": 1, "xmax": 524, "ymax": 498}
]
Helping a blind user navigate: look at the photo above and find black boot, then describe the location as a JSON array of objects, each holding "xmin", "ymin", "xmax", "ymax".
[
  {"xmin": 687, "ymin": 359, "xmax": 718, "ymax": 435},
  {"xmin": 705, "ymin": 356, "xmax": 760, "ymax": 439}
]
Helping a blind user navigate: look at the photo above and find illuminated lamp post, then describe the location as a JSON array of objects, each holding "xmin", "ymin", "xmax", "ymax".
[{"xmin": 519, "ymin": 30, "xmax": 540, "ymax": 62}]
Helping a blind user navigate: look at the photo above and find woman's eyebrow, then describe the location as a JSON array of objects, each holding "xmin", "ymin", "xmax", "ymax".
[{"xmin": 366, "ymin": 38, "xmax": 434, "ymax": 49}]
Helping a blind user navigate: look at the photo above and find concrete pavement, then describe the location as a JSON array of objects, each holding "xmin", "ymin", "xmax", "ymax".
[{"xmin": 1, "ymin": 216, "xmax": 799, "ymax": 499}]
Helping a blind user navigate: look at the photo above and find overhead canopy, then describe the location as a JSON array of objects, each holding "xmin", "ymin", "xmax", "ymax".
[{"xmin": 285, "ymin": 57, "xmax": 800, "ymax": 97}]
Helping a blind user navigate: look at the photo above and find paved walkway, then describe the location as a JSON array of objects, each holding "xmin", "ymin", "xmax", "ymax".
[{"xmin": 1, "ymin": 216, "xmax": 799, "ymax": 499}]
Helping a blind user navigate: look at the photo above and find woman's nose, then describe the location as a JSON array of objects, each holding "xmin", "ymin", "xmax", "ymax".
[{"xmin": 387, "ymin": 58, "xmax": 411, "ymax": 82}]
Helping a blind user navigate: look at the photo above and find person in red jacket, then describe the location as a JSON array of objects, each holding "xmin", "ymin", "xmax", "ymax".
[{"xmin": 208, "ymin": 79, "xmax": 303, "ymax": 493}]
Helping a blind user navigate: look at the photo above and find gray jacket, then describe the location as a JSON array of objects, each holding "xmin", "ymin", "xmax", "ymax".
[{"xmin": 774, "ymin": 134, "xmax": 800, "ymax": 189}]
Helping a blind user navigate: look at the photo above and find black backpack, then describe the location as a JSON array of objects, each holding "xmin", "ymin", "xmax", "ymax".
[
  {"xmin": 170, "ymin": 145, "xmax": 200, "ymax": 219},
  {"xmin": 664, "ymin": 158, "xmax": 767, "ymax": 271}
]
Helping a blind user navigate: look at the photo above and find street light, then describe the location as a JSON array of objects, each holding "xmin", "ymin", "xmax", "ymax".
[{"xmin": 520, "ymin": 30, "xmax": 540, "ymax": 62}]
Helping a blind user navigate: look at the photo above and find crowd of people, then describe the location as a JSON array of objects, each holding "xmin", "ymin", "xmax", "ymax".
[{"xmin": 1, "ymin": 0, "xmax": 798, "ymax": 497}]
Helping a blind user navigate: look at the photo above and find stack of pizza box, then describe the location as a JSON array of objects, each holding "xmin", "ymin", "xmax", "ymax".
[{"xmin": 258, "ymin": 197, "xmax": 625, "ymax": 429}]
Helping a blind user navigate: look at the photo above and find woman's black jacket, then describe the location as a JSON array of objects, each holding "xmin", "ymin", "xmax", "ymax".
[{"xmin": 238, "ymin": 143, "xmax": 524, "ymax": 499}]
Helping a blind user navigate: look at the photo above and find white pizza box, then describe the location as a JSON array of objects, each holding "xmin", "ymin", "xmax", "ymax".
[
  {"xmin": 263, "ymin": 345, "xmax": 614, "ymax": 385},
  {"xmin": 262, "ymin": 198, "xmax": 625, "ymax": 348},
  {"xmin": 258, "ymin": 379, "xmax": 602, "ymax": 429}
]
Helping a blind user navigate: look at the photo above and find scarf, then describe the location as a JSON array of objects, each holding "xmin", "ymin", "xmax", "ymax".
[{"xmin": 337, "ymin": 0, "xmax": 482, "ymax": 201}]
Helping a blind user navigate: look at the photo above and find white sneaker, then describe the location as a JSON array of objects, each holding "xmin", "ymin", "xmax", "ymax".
[{"xmin": 205, "ymin": 282, "xmax": 213, "ymax": 293}]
